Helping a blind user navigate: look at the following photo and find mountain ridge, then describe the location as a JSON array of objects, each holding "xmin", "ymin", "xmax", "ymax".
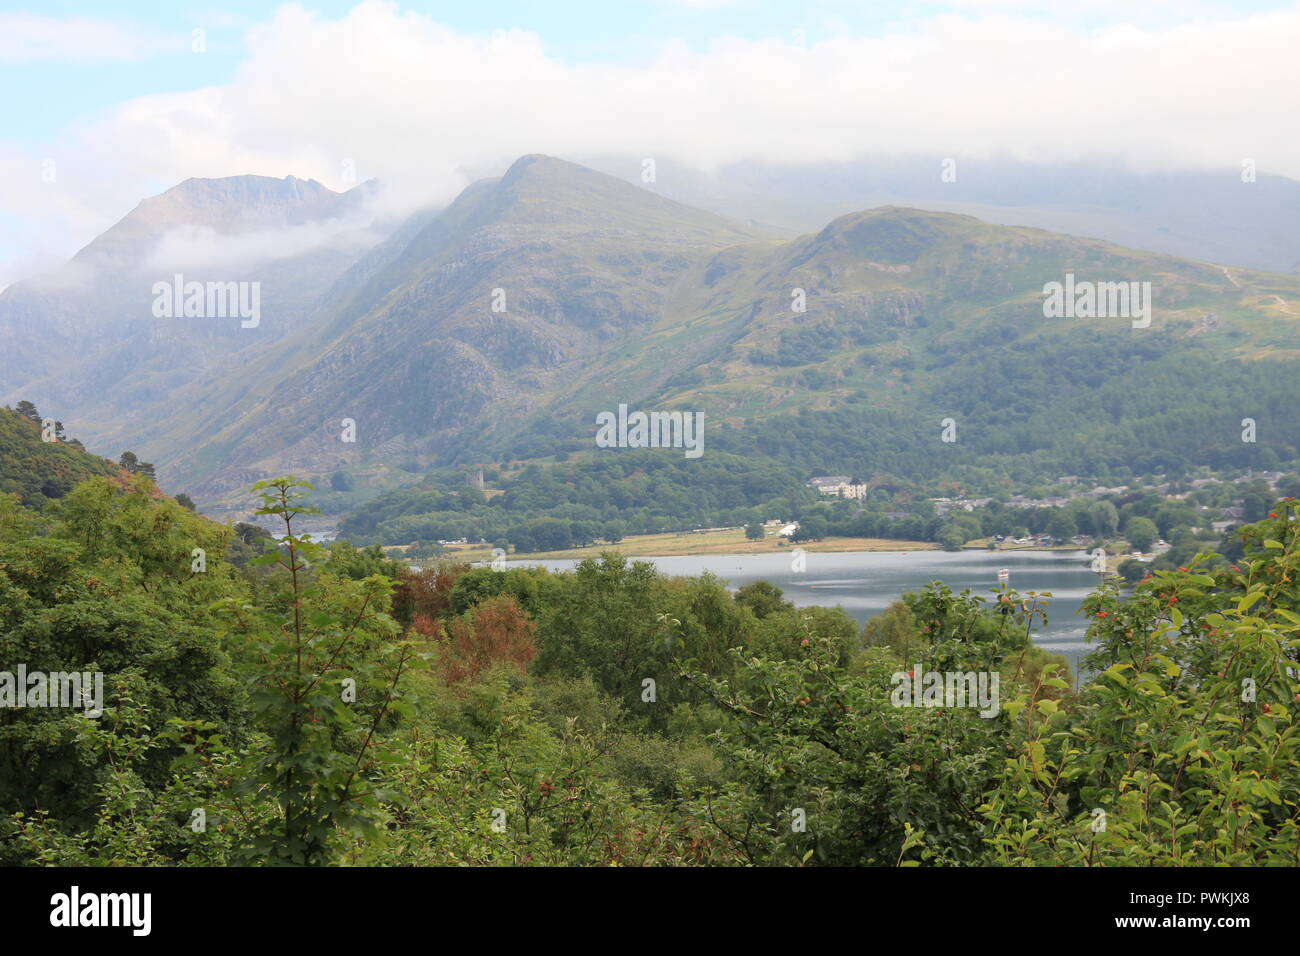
[{"xmin": 3, "ymin": 155, "xmax": 1299, "ymax": 517}]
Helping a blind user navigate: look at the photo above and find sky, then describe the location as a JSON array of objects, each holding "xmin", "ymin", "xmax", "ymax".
[{"xmin": 2, "ymin": 0, "xmax": 1298, "ymax": 287}]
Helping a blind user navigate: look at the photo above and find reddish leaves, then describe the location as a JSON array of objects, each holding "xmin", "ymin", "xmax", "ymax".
[{"xmin": 438, "ymin": 593, "xmax": 537, "ymax": 685}]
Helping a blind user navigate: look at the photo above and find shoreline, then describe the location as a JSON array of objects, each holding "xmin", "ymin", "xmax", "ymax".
[{"xmin": 408, "ymin": 529, "xmax": 1089, "ymax": 565}]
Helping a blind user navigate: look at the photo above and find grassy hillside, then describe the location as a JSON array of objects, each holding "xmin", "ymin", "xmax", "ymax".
[
  {"xmin": 333, "ymin": 204, "xmax": 1300, "ymax": 549},
  {"xmin": 467, "ymin": 206, "xmax": 1300, "ymax": 487},
  {"xmin": 11, "ymin": 159, "xmax": 1298, "ymax": 516},
  {"xmin": 0, "ymin": 405, "xmax": 120, "ymax": 505}
]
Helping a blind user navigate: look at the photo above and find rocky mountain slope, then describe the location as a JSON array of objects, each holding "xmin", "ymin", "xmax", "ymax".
[{"xmin": 4, "ymin": 156, "xmax": 1300, "ymax": 515}]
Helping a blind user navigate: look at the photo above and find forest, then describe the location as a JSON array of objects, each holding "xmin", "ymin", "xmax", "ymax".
[
  {"xmin": 2, "ymin": 465, "xmax": 1297, "ymax": 866},
  {"xmin": 332, "ymin": 328, "xmax": 1300, "ymax": 556},
  {"xmin": 338, "ymin": 442, "xmax": 1297, "ymax": 561}
]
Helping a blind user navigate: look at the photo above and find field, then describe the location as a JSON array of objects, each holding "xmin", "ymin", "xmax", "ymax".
[{"xmin": 419, "ymin": 527, "xmax": 937, "ymax": 564}]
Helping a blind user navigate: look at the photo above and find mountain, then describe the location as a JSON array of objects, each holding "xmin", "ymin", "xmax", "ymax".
[
  {"xmin": 3, "ymin": 156, "xmax": 1300, "ymax": 519},
  {"xmin": 73, "ymin": 174, "xmax": 345, "ymax": 266},
  {"xmin": 0, "ymin": 173, "xmax": 390, "ymax": 466},
  {"xmin": 470, "ymin": 201, "xmax": 1300, "ymax": 486},
  {"xmin": 156, "ymin": 155, "xmax": 775, "ymax": 503},
  {"xmin": 584, "ymin": 156, "xmax": 1300, "ymax": 274}
]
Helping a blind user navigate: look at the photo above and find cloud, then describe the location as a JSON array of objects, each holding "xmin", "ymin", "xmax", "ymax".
[
  {"xmin": 4, "ymin": 0, "xmax": 1300, "ymax": 280},
  {"xmin": 141, "ymin": 217, "xmax": 385, "ymax": 274},
  {"xmin": 0, "ymin": 13, "xmax": 180, "ymax": 64}
]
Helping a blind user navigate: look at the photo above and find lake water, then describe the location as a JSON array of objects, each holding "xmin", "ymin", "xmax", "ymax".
[{"xmin": 519, "ymin": 549, "xmax": 1101, "ymax": 674}]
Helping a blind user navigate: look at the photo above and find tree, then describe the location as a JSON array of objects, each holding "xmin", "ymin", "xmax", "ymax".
[
  {"xmin": 14, "ymin": 400, "xmax": 39, "ymax": 424},
  {"xmin": 391, "ymin": 560, "xmax": 470, "ymax": 629},
  {"xmin": 118, "ymin": 452, "xmax": 156, "ymax": 479},
  {"xmin": 330, "ymin": 470, "xmax": 354, "ymax": 492},
  {"xmin": 528, "ymin": 518, "xmax": 573, "ymax": 552},
  {"xmin": 1124, "ymin": 516, "xmax": 1158, "ymax": 553},
  {"xmin": 1045, "ymin": 510, "xmax": 1077, "ymax": 542},
  {"xmin": 791, "ymin": 515, "xmax": 828, "ymax": 542},
  {"xmin": 437, "ymin": 593, "xmax": 537, "ymax": 685},
  {"xmin": 509, "ymin": 525, "xmax": 537, "ymax": 553},
  {"xmin": 233, "ymin": 521, "xmax": 272, "ymax": 546},
  {"xmin": 985, "ymin": 503, "xmax": 1300, "ymax": 865},
  {"xmin": 1153, "ymin": 501, "xmax": 1199, "ymax": 538},
  {"xmin": 224, "ymin": 477, "xmax": 409, "ymax": 865},
  {"xmin": 1116, "ymin": 558, "xmax": 1146, "ymax": 584},
  {"xmin": 937, "ymin": 525, "xmax": 966, "ymax": 551},
  {"xmin": 532, "ymin": 555, "xmax": 683, "ymax": 718},
  {"xmin": 860, "ymin": 600, "xmax": 925, "ymax": 658},
  {"xmin": 679, "ymin": 585, "xmax": 1018, "ymax": 865},
  {"xmin": 734, "ymin": 580, "xmax": 792, "ymax": 619},
  {"xmin": 0, "ymin": 476, "xmax": 243, "ymax": 861},
  {"xmin": 1241, "ymin": 492, "xmax": 1270, "ymax": 523},
  {"xmin": 744, "ymin": 522, "xmax": 765, "ymax": 541},
  {"xmin": 175, "ymin": 493, "xmax": 196, "ymax": 511},
  {"xmin": 1089, "ymin": 500, "xmax": 1118, "ymax": 538}
]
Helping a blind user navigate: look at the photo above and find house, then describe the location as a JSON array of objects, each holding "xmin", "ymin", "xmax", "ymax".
[
  {"xmin": 807, "ymin": 476, "xmax": 866, "ymax": 499},
  {"xmin": 932, "ymin": 496, "xmax": 993, "ymax": 516}
]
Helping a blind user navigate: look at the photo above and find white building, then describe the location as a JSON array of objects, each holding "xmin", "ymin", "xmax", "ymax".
[{"xmin": 807, "ymin": 476, "xmax": 866, "ymax": 499}]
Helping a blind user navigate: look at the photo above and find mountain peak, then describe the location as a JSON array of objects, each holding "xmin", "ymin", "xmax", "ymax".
[
  {"xmin": 164, "ymin": 173, "xmax": 333, "ymax": 202},
  {"xmin": 809, "ymin": 205, "xmax": 980, "ymax": 264},
  {"xmin": 500, "ymin": 153, "xmax": 580, "ymax": 184},
  {"xmin": 75, "ymin": 174, "xmax": 345, "ymax": 264},
  {"xmin": 474, "ymin": 154, "xmax": 771, "ymax": 245}
]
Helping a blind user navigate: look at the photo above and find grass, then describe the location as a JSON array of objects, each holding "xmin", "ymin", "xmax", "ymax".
[{"xmin": 405, "ymin": 527, "xmax": 937, "ymax": 564}]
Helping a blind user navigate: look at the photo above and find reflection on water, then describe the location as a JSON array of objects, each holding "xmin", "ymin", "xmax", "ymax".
[{"xmin": 522, "ymin": 549, "xmax": 1102, "ymax": 673}]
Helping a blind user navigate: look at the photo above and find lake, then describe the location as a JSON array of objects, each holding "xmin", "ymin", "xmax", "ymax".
[{"xmin": 518, "ymin": 549, "xmax": 1102, "ymax": 674}]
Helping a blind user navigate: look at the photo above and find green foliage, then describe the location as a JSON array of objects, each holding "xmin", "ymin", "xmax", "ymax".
[
  {"xmin": 1125, "ymin": 515, "xmax": 1159, "ymax": 552},
  {"xmin": 982, "ymin": 501, "xmax": 1300, "ymax": 865},
  {"xmin": 4, "ymin": 471, "xmax": 1296, "ymax": 867},
  {"xmin": 1117, "ymin": 558, "xmax": 1147, "ymax": 584},
  {"xmin": 0, "ymin": 477, "xmax": 245, "ymax": 863},
  {"xmin": 0, "ymin": 405, "xmax": 115, "ymax": 505},
  {"xmin": 217, "ymin": 477, "xmax": 410, "ymax": 865}
]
